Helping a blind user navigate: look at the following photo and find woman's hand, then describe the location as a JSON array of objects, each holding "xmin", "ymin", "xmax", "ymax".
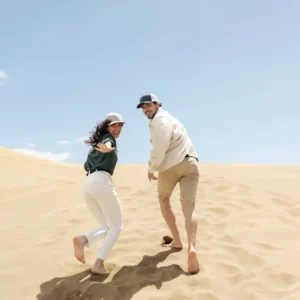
[{"xmin": 96, "ymin": 143, "xmax": 116, "ymax": 153}]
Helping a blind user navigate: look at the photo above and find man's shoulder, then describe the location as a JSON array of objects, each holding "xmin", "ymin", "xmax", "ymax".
[
  {"xmin": 151, "ymin": 114, "xmax": 172, "ymax": 129},
  {"xmin": 154, "ymin": 109, "xmax": 174, "ymax": 122}
]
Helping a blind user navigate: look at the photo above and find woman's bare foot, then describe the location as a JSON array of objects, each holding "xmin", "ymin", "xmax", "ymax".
[
  {"xmin": 91, "ymin": 258, "xmax": 109, "ymax": 275},
  {"xmin": 188, "ymin": 249, "xmax": 200, "ymax": 274},
  {"xmin": 161, "ymin": 235, "xmax": 183, "ymax": 249},
  {"xmin": 72, "ymin": 235, "xmax": 88, "ymax": 264}
]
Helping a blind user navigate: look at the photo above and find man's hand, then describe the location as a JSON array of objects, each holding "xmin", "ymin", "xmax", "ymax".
[
  {"xmin": 148, "ymin": 171, "xmax": 158, "ymax": 181},
  {"xmin": 96, "ymin": 143, "xmax": 116, "ymax": 153}
]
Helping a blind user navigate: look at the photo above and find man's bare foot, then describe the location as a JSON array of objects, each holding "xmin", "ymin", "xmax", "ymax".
[
  {"xmin": 72, "ymin": 235, "xmax": 88, "ymax": 264},
  {"xmin": 168, "ymin": 240, "xmax": 183, "ymax": 249},
  {"xmin": 91, "ymin": 259, "xmax": 109, "ymax": 275},
  {"xmin": 188, "ymin": 250, "xmax": 200, "ymax": 274},
  {"xmin": 161, "ymin": 235, "xmax": 183, "ymax": 249}
]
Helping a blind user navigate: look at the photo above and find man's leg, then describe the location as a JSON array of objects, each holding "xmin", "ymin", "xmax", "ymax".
[
  {"xmin": 181, "ymin": 200, "xmax": 197, "ymax": 252},
  {"xmin": 158, "ymin": 193, "xmax": 183, "ymax": 249},
  {"xmin": 157, "ymin": 165, "xmax": 184, "ymax": 249},
  {"xmin": 181, "ymin": 200, "xmax": 199, "ymax": 274},
  {"xmin": 179, "ymin": 157, "xmax": 200, "ymax": 274}
]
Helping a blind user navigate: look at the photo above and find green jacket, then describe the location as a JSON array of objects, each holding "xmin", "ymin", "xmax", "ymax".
[{"xmin": 84, "ymin": 133, "xmax": 118, "ymax": 175}]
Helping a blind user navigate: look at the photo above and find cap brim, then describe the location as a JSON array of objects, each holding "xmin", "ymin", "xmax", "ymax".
[
  {"xmin": 136, "ymin": 101, "xmax": 153, "ymax": 109},
  {"xmin": 108, "ymin": 121, "xmax": 126, "ymax": 125}
]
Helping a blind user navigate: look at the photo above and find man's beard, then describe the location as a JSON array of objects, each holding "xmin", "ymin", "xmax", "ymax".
[
  {"xmin": 145, "ymin": 111, "xmax": 153, "ymax": 119},
  {"xmin": 147, "ymin": 110, "xmax": 158, "ymax": 119}
]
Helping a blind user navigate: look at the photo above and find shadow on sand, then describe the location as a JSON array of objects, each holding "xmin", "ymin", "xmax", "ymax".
[{"xmin": 37, "ymin": 249, "xmax": 185, "ymax": 300}]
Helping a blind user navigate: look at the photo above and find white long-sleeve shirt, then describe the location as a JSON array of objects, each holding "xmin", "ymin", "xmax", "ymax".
[{"xmin": 148, "ymin": 108, "xmax": 198, "ymax": 174}]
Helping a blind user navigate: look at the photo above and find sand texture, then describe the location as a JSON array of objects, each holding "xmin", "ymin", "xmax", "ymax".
[{"xmin": 1, "ymin": 147, "xmax": 300, "ymax": 300}]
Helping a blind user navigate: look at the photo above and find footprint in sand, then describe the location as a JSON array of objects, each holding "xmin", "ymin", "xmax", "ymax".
[
  {"xmin": 272, "ymin": 197, "xmax": 295, "ymax": 208},
  {"xmin": 199, "ymin": 179, "xmax": 215, "ymax": 185},
  {"xmin": 199, "ymin": 245, "xmax": 212, "ymax": 252},
  {"xmin": 193, "ymin": 292, "xmax": 219, "ymax": 300},
  {"xmin": 36, "ymin": 237, "xmax": 56, "ymax": 246},
  {"xmin": 273, "ymin": 215, "xmax": 297, "ymax": 226},
  {"xmin": 219, "ymin": 234, "xmax": 238, "ymax": 245},
  {"xmin": 180, "ymin": 275, "xmax": 211, "ymax": 288},
  {"xmin": 236, "ymin": 184, "xmax": 252, "ymax": 190},
  {"xmin": 214, "ymin": 262, "xmax": 241, "ymax": 276},
  {"xmin": 220, "ymin": 245, "xmax": 264, "ymax": 268},
  {"xmin": 242, "ymin": 200, "xmax": 262, "ymax": 210},
  {"xmin": 266, "ymin": 272, "xmax": 299, "ymax": 291},
  {"xmin": 235, "ymin": 189, "xmax": 253, "ymax": 198},
  {"xmin": 288, "ymin": 206, "xmax": 300, "ymax": 217},
  {"xmin": 68, "ymin": 218, "xmax": 82, "ymax": 225},
  {"xmin": 268, "ymin": 191, "xmax": 290, "ymax": 197},
  {"xmin": 228, "ymin": 272, "xmax": 255, "ymax": 285},
  {"xmin": 213, "ymin": 185, "xmax": 232, "ymax": 193},
  {"xmin": 253, "ymin": 243, "xmax": 281, "ymax": 252},
  {"xmin": 224, "ymin": 201, "xmax": 246, "ymax": 211},
  {"xmin": 201, "ymin": 200, "xmax": 213, "ymax": 206},
  {"xmin": 131, "ymin": 189, "xmax": 155, "ymax": 197},
  {"xmin": 119, "ymin": 235, "xmax": 138, "ymax": 244},
  {"xmin": 198, "ymin": 217, "xmax": 212, "ymax": 227},
  {"xmin": 207, "ymin": 207, "xmax": 230, "ymax": 218},
  {"xmin": 213, "ymin": 223, "xmax": 226, "ymax": 232},
  {"xmin": 126, "ymin": 207, "xmax": 138, "ymax": 213}
]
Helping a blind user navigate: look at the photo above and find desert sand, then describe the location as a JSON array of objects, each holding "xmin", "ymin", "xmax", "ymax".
[{"xmin": 1, "ymin": 146, "xmax": 300, "ymax": 300}]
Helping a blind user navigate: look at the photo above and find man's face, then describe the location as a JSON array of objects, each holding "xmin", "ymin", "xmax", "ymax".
[{"xmin": 141, "ymin": 102, "xmax": 160, "ymax": 119}]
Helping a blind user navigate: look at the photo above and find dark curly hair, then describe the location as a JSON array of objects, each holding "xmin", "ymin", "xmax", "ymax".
[{"xmin": 85, "ymin": 119, "xmax": 111, "ymax": 146}]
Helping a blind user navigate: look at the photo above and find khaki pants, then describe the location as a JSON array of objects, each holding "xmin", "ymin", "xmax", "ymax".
[{"xmin": 158, "ymin": 157, "xmax": 199, "ymax": 202}]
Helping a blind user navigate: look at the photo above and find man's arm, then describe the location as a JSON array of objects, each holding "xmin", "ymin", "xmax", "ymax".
[{"xmin": 148, "ymin": 117, "xmax": 173, "ymax": 174}]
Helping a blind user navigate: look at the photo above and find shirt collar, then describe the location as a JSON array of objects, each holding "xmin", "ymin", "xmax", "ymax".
[{"xmin": 149, "ymin": 107, "xmax": 163, "ymax": 125}]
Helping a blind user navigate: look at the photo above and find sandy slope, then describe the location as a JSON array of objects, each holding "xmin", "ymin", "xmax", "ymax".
[{"xmin": 1, "ymin": 147, "xmax": 300, "ymax": 300}]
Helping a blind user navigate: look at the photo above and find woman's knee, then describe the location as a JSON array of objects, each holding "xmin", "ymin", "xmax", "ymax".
[{"xmin": 109, "ymin": 221, "xmax": 123, "ymax": 231}]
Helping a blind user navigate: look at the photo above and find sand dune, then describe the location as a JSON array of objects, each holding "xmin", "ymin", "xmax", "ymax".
[{"xmin": 1, "ymin": 147, "xmax": 300, "ymax": 300}]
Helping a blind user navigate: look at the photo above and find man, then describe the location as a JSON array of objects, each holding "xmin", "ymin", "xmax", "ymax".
[{"xmin": 136, "ymin": 94, "xmax": 200, "ymax": 274}]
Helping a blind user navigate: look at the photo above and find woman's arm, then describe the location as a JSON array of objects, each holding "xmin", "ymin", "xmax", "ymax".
[{"xmin": 95, "ymin": 141, "xmax": 115, "ymax": 153}]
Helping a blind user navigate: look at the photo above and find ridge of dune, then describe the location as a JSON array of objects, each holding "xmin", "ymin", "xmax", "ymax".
[
  {"xmin": 1, "ymin": 147, "xmax": 300, "ymax": 300},
  {"xmin": 0, "ymin": 146, "xmax": 81, "ymax": 167}
]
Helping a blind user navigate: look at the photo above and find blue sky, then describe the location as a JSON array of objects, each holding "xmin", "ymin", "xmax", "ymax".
[{"xmin": 1, "ymin": 0, "xmax": 299, "ymax": 165}]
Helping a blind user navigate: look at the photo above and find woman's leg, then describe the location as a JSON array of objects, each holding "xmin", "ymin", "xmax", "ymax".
[
  {"xmin": 73, "ymin": 176, "xmax": 109, "ymax": 264},
  {"xmin": 83, "ymin": 191, "xmax": 108, "ymax": 246},
  {"xmin": 90, "ymin": 174, "xmax": 123, "ymax": 273},
  {"xmin": 96, "ymin": 189, "xmax": 123, "ymax": 260}
]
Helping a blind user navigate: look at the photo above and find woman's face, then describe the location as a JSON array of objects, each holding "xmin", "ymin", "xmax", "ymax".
[{"xmin": 107, "ymin": 122, "xmax": 124, "ymax": 139}]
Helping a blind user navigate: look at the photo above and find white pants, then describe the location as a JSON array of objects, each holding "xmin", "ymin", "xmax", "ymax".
[{"xmin": 82, "ymin": 171, "xmax": 123, "ymax": 260}]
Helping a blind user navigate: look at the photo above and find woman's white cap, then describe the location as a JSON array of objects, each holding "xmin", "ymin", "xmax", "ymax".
[{"xmin": 106, "ymin": 112, "xmax": 126, "ymax": 125}]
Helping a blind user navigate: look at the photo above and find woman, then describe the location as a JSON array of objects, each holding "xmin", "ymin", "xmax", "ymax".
[{"xmin": 73, "ymin": 112, "xmax": 125, "ymax": 274}]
